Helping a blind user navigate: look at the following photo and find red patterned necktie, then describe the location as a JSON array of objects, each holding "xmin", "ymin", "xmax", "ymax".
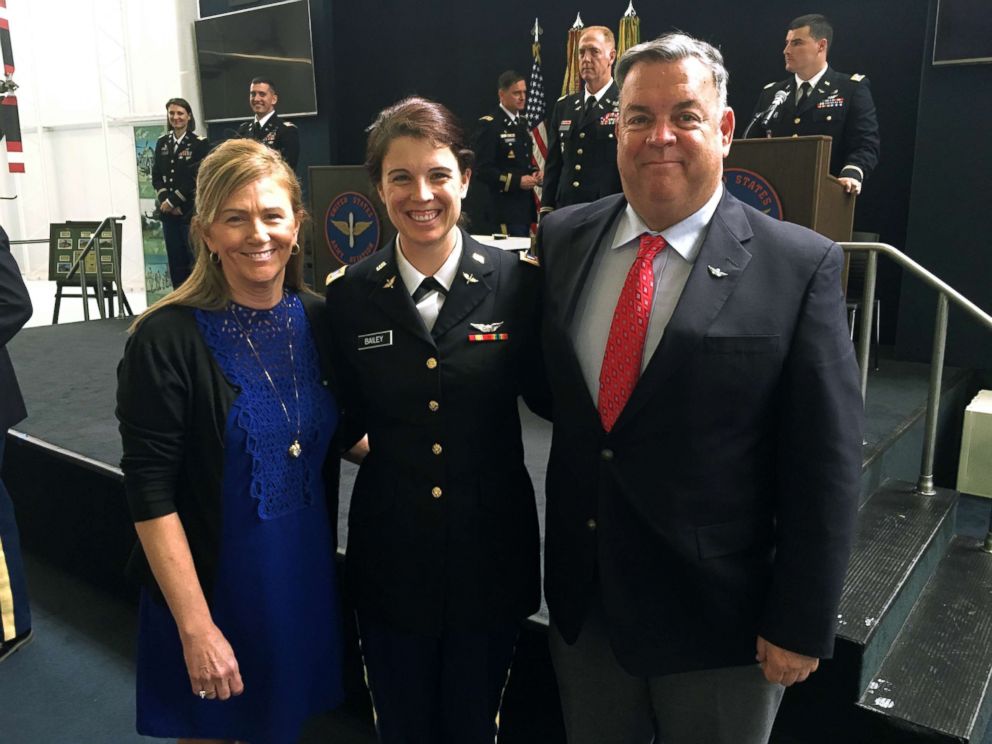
[{"xmin": 598, "ymin": 233, "xmax": 667, "ymax": 432}]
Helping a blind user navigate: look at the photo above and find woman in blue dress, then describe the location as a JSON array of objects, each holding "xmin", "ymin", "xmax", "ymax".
[{"xmin": 117, "ymin": 138, "xmax": 361, "ymax": 744}]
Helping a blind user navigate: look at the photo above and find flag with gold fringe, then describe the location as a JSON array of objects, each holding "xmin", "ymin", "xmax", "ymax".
[
  {"xmin": 560, "ymin": 13, "xmax": 584, "ymax": 97},
  {"xmin": 617, "ymin": 1, "xmax": 640, "ymax": 61}
]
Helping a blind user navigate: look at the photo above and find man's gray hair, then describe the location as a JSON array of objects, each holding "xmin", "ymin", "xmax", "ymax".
[{"xmin": 616, "ymin": 32, "xmax": 729, "ymax": 109}]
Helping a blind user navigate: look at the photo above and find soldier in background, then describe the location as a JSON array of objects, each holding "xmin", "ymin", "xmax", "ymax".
[
  {"xmin": 152, "ymin": 97, "xmax": 210, "ymax": 288},
  {"xmin": 237, "ymin": 78, "xmax": 300, "ymax": 169},
  {"xmin": 749, "ymin": 13, "xmax": 879, "ymax": 194},
  {"xmin": 472, "ymin": 70, "xmax": 542, "ymax": 237},
  {"xmin": 541, "ymin": 26, "xmax": 622, "ymax": 214}
]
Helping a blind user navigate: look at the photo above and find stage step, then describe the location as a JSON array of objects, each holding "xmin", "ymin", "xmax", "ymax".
[
  {"xmin": 858, "ymin": 535, "xmax": 992, "ymax": 743},
  {"xmin": 838, "ymin": 481, "xmax": 958, "ymax": 693},
  {"xmin": 772, "ymin": 481, "xmax": 958, "ymax": 742}
]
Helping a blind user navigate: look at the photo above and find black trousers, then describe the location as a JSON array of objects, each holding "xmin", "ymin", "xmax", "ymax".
[{"xmin": 357, "ymin": 612, "xmax": 518, "ymax": 744}]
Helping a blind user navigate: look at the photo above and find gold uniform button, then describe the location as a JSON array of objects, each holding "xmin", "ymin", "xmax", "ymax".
[
  {"xmin": 575, "ymin": 164, "xmax": 582, "ymax": 171},
  {"xmin": 428, "ymin": 400, "xmax": 439, "ymax": 412},
  {"xmin": 577, "ymin": 148, "xmax": 584, "ymax": 155},
  {"xmin": 572, "ymin": 180, "xmax": 580, "ymax": 188},
  {"xmin": 426, "ymin": 357, "xmax": 438, "ymax": 369},
  {"xmin": 432, "ymin": 443, "xmax": 443, "ymax": 455},
  {"xmin": 431, "ymin": 486, "xmax": 443, "ymax": 499},
  {"xmin": 826, "ymin": 115, "xmax": 832, "ymax": 121},
  {"xmin": 587, "ymin": 518, "xmax": 597, "ymax": 531},
  {"xmin": 579, "ymin": 132, "xmax": 586, "ymax": 139},
  {"xmin": 794, "ymin": 117, "xmax": 801, "ymax": 124}
]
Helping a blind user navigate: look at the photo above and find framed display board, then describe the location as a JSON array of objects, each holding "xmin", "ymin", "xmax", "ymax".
[{"xmin": 48, "ymin": 221, "xmax": 123, "ymax": 283}]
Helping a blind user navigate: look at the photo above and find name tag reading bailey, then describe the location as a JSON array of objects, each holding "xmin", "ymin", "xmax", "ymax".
[{"xmin": 358, "ymin": 330, "xmax": 393, "ymax": 350}]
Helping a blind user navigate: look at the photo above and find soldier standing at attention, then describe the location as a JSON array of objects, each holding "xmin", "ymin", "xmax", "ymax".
[
  {"xmin": 541, "ymin": 26, "xmax": 623, "ymax": 215},
  {"xmin": 749, "ymin": 14, "xmax": 879, "ymax": 195},
  {"xmin": 237, "ymin": 77, "xmax": 300, "ymax": 169},
  {"xmin": 153, "ymin": 97, "xmax": 210, "ymax": 288},
  {"xmin": 472, "ymin": 71, "xmax": 542, "ymax": 237}
]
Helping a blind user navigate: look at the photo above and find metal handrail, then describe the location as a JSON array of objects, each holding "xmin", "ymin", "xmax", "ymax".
[{"xmin": 840, "ymin": 242, "xmax": 992, "ymax": 499}]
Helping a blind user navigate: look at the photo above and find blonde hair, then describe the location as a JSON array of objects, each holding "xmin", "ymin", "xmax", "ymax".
[
  {"xmin": 581, "ymin": 25, "xmax": 616, "ymax": 50},
  {"xmin": 131, "ymin": 138, "xmax": 309, "ymax": 331}
]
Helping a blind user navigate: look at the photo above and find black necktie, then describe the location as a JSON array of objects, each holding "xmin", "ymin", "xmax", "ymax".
[
  {"xmin": 797, "ymin": 81, "xmax": 812, "ymax": 106},
  {"xmin": 412, "ymin": 277, "xmax": 446, "ymax": 304},
  {"xmin": 583, "ymin": 95, "xmax": 597, "ymax": 124},
  {"xmin": 252, "ymin": 121, "xmax": 262, "ymax": 138}
]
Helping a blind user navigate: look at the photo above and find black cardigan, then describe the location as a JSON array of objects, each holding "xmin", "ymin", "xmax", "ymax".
[{"xmin": 116, "ymin": 292, "xmax": 349, "ymax": 602}]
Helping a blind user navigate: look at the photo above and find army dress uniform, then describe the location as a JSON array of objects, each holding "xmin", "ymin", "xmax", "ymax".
[
  {"xmin": 152, "ymin": 130, "xmax": 210, "ymax": 287},
  {"xmin": 541, "ymin": 82, "xmax": 623, "ymax": 213},
  {"xmin": 472, "ymin": 108, "xmax": 537, "ymax": 237},
  {"xmin": 751, "ymin": 66, "xmax": 880, "ymax": 184},
  {"xmin": 237, "ymin": 112, "xmax": 300, "ymax": 169},
  {"xmin": 325, "ymin": 233, "xmax": 549, "ymax": 742}
]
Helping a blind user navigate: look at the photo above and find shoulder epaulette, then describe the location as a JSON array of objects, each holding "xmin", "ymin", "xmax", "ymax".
[
  {"xmin": 851, "ymin": 73, "xmax": 866, "ymax": 82},
  {"xmin": 326, "ymin": 265, "xmax": 347, "ymax": 286},
  {"xmin": 480, "ymin": 115, "xmax": 494, "ymax": 121},
  {"xmin": 519, "ymin": 251, "xmax": 540, "ymax": 267},
  {"xmin": 763, "ymin": 81, "xmax": 778, "ymax": 89}
]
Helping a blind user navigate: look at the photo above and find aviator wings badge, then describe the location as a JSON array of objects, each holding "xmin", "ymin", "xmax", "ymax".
[{"xmin": 469, "ymin": 321, "xmax": 504, "ymax": 333}]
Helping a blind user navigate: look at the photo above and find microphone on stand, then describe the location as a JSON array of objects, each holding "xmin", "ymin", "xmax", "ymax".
[{"xmin": 759, "ymin": 89, "xmax": 789, "ymax": 129}]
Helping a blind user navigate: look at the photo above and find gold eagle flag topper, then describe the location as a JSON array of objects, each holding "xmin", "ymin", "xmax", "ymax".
[
  {"xmin": 616, "ymin": 1, "xmax": 641, "ymax": 62},
  {"xmin": 561, "ymin": 12, "xmax": 585, "ymax": 97}
]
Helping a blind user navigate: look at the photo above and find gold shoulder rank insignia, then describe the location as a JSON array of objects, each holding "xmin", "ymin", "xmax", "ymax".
[
  {"xmin": 284, "ymin": 121, "xmax": 297, "ymax": 127},
  {"xmin": 851, "ymin": 73, "xmax": 865, "ymax": 82},
  {"xmin": 557, "ymin": 94, "xmax": 568, "ymax": 102},
  {"xmin": 325, "ymin": 265, "xmax": 347, "ymax": 286},
  {"xmin": 519, "ymin": 252, "xmax": 540, "ymax": 267},
  {"xmin": 480, "ymin": 115, "xmax": 494, "ymax": 121},
  {"xmin": 764, "ymin": 81, "xmax": 778, "ymax": 89}
]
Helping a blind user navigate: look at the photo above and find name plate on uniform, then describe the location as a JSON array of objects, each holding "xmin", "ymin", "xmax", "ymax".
[{"xmin": 358, "ymin": 330, "xmax": 393, "ymax": 350}]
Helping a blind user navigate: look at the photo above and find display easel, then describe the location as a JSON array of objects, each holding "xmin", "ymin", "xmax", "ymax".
[{"xmin": 50, "ymin": 216, "xmax": 133, "ymax": 323}]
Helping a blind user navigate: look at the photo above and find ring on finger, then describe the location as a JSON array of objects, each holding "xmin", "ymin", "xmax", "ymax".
[{"xmin": 199, "ymin": 690, "xmax": 207, "ymax": 699}]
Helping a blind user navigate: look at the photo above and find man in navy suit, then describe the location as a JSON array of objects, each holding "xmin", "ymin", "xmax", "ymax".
[
  {"xmin": 536, "ymin": 33, "xmax": 863, "ymax": 743},
  {"xmin": 0, "ymin": 224, "xmax": 33, "ymax": 662}
]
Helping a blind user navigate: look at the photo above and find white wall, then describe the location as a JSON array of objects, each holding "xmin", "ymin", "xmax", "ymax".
[{"xmin": 3, "ymin": 0, "xmax": 202, "ymax": 289}]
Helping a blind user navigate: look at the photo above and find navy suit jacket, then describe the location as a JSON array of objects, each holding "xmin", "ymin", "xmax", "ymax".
[
  {"xmin": 0, "ymin": 225, "xmax": 32, "ymax": 433},
  {"xmin": 536, "ymin": 190, "xmax": 863, "ymax": 676}
]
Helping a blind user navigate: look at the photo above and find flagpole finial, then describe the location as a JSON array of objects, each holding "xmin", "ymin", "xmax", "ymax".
[
  {"xmin": 532, "ymin": 17, "xmax": 542, "ymax": 42},
  {"xmin": 572, "ymin": 12, "xmax": 584, "ymax": 29},
  {"xmin": 624, "ymin": 1, "xmax": 637, "ymax": 17}
]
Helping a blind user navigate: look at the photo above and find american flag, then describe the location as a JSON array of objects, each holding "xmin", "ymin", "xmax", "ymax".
[
  {"xmin": 0, "ymin": 0, "xmax": 23, "ymax": 174},
  {"xmin": 525, "ymin": 20, "xmax": 548, "ymax": 217}
]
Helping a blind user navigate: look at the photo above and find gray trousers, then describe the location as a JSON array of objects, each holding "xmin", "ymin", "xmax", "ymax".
[{"xmin": 549, "ymin": 596, "xmax": 784, "ymax": 744}]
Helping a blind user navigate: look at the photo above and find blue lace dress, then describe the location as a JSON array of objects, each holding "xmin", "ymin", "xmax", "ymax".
[{"xmin": 135, "ymin": 293, "xmax": 344, "ymax": 744}]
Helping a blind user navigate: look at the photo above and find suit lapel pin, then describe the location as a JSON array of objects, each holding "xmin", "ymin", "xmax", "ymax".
[
  {"xmin": 375, "ymin": 261, "xmax": 387, "ymax": 272},
  {"xmin": 471, "ymin": 252, "xmax": 486, "ymax": 264},
  {"xmin": 463, "ymin": 272, "xmax": 479, "ymax": 284},
  {"xmin": 707, "ymin": 265, "xmax": 729, "ymax": 278},
  {"xmin": 383, "ymin": 275, "xmax": 397, "ymax": 289}
]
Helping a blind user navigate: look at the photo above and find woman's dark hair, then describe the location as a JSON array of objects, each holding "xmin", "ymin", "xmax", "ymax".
[
  {"xmin": 165, "ymin": 97, "xmax": 197, "ymax": 134},
  {"xmin": 364, "ymin": 96, "xmax": 474, "ymax": 185}
]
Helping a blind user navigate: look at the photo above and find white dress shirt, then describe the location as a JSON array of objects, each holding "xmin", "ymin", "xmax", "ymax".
[
  {"xmin": 395, "ymin": 231, "xmax": 463, "ymax": 332},
  {"xmin": 571, "ymin": 185, "xmax": 724, "ymax": 405}
]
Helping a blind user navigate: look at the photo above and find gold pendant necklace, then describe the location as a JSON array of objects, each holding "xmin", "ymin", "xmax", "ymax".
[{"xmin": 229, "ymin": 298, "xmax": 303, "ymax": 458}]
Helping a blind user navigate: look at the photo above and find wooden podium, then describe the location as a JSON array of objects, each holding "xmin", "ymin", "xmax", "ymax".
[{"xmin": 726, "ymin": 135, "xmax": 855, "ymax": 242}]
